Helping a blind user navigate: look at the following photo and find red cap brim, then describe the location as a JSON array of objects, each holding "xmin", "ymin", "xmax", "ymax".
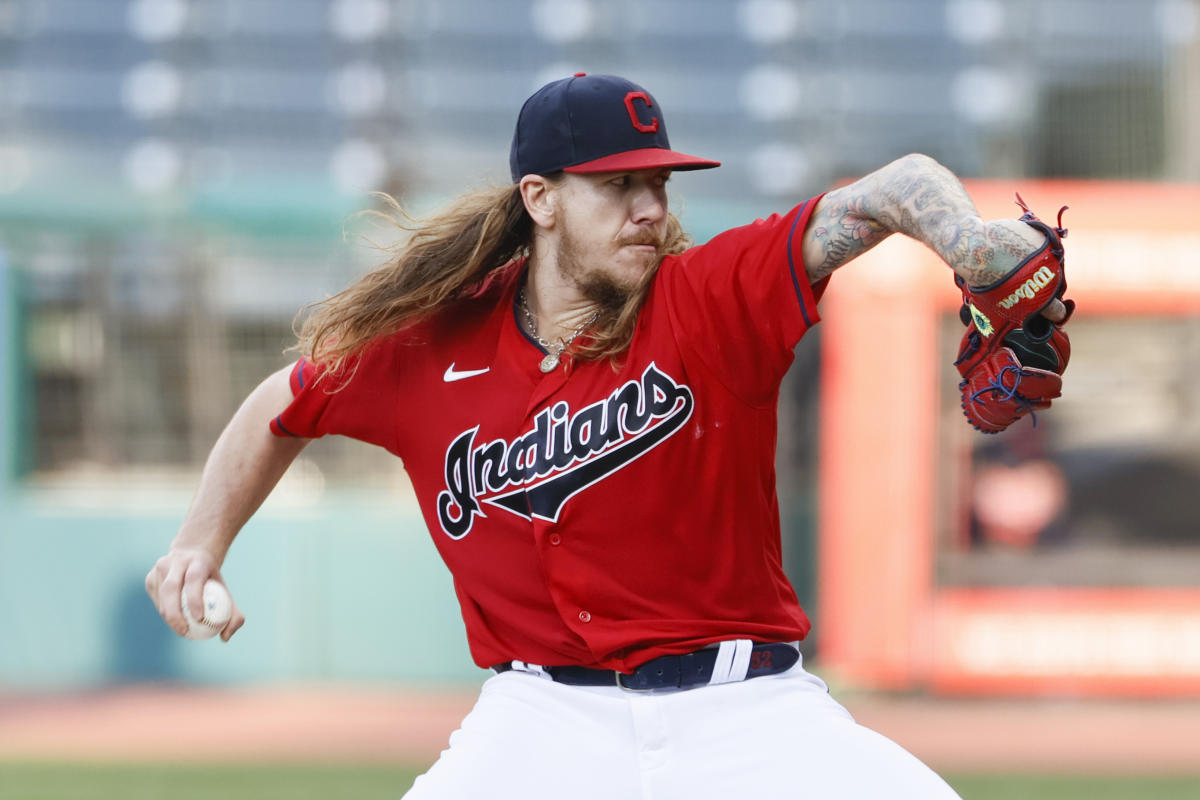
[{"xmin": 563, "ymin": 147, "xmax": 721, "ymax": 174}]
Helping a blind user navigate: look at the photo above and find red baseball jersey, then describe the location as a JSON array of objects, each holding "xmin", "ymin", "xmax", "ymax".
[{"xmin": 272, "ymin": 196, "xmax": 828, "ymax": 673}]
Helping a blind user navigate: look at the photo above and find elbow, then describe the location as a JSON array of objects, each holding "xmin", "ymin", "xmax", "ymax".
[
  {"xmin": 893, "ymin": 152, "xmax": 944, "ymax": 173},
  {"xmin": 876, "ymin": 153, "xmax": 954, "ymax": 215}
]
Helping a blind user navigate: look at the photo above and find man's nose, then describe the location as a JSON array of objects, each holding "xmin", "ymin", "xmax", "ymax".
[{"xmin": 631, "ymin": 187, "xmax": 667, "ymax": 226}]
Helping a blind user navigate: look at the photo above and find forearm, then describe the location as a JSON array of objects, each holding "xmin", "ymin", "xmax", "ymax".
[
  {"xmin": 171, "ymin": 365, "xmax": 309, "ymax": 564},
  {"xmin": 803, "ymin": 153, "xmax": 1043, "ymax": 287}
]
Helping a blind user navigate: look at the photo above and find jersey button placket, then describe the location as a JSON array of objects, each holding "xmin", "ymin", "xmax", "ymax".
[
  {"xmin": 549, "ymin": 532, "xmax": 562, "ymax": 546},
  {"xmin": 578, "ymin": 610, "xmax": 592, "ymax": 623}
]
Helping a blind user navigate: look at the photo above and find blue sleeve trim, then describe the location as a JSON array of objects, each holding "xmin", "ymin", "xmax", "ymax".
[
  {"xmin": 785, "ymin": 197, "xmax": 815, "ymax": 329},
  {"xmin": 274, "ymin": 415, "xmax": 299, "ymax": 438},
  {"xmin": 295, "ymin": 358, "xmax": 306, "ymax": 389}
]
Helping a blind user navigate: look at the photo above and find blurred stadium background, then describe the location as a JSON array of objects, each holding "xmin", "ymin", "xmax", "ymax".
[{"xmin": 2, "ymin": 0, "xmax": 1200, "ymax": 796}]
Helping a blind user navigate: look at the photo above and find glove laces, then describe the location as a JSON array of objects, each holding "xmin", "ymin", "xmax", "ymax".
[{"xmin": 968, "ymin": 364, "xmax": 1041, "ymax": 428}]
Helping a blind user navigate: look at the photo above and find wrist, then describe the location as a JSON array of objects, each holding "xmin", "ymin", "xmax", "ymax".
[
  {"xmin": 962, "ymin": 219, "xmax": 1046, "ymax": 289},
  {"xmin": 169, "ymin": 526, "xmax": 233, "ymax": 566}
]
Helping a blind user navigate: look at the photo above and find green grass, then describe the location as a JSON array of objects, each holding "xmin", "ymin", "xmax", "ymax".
[
  {"xmin": 946, "ymin": 774, "xmax": 1200, "ymax": 800},
  {"xmin": 2, "ymin": 764, "xmax": 1199, "ymax": 799}
]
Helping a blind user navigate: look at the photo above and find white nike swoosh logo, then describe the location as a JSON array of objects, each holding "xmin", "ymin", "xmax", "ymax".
[{"xmin": 443, "ymin": 363, "xmax": 491, "ymax": 382}]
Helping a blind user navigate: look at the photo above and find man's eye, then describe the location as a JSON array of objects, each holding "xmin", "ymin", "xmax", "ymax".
[{"xmin": 611, "ymin": 175, "xmax": 631, "ymax": 187}]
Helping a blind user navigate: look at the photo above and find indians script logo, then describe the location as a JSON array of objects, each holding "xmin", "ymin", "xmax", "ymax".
[{"xmin": 436, "ymin": 363, "xmax": 694, "ymax": 539}]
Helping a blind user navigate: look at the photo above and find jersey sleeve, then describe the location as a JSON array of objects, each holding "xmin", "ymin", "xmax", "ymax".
[
  {"xmin": 269, "ymin": 341, "xmax": 402, "ymax": 453},
  {"xmin": 658, "ymin": 194, "xmax": 829, "ymax": 406}
]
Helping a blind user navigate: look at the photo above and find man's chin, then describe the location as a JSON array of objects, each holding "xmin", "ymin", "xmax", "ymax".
[
  {"xmin": 579, "ymin": 275, "xmax": 635, "ymax": 314},
  {"xmin": 618, "ymin": 248, "xmax": 663, "ymax": 278},
  {"xmin": 557, "ymin": 238, "xmax": 661, "ymax": 313}
]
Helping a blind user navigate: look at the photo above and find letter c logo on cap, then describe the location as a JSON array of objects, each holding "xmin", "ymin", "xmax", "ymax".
[{"xmin": 623, "ymin": 92, "xmax": 660, "ymax": 134}]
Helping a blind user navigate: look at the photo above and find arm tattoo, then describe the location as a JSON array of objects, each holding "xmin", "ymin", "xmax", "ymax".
[
  {"xmin": 804, "ymin": 195, "xmax": 891, "ymax": 282},
  {"xmin": 801, "ymin": 153, "xmax": 1044, "ymax": 286}
]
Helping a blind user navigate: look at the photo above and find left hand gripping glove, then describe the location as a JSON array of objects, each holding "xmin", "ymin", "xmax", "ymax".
[{"xmin": 954, "ymin": 194, "xmax": 1076, "ymax": 434}]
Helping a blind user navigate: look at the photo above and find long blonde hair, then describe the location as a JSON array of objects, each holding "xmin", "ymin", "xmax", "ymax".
[{"xmin": 294, "ymin": 182, "xmax": 693, "ymax": 378}]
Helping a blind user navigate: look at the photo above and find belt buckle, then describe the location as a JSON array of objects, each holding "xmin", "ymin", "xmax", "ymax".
[
  {"xmin": 615, "ymin": 671, "xmax": 642, "ymax": 692},
  {"xmin": 510, "ymin": 660, "xmax": 552, "ymax": 680}
]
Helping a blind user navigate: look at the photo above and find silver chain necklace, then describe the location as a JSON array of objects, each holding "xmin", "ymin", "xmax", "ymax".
[{"xmin": 519, "ymin": 286, "xmax": 598, "ymax": 373}]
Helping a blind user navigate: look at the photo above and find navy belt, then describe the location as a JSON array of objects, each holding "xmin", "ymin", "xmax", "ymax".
[{"xmin": 494, "ymin": 641, "xmax": 799, "ymax": 691}]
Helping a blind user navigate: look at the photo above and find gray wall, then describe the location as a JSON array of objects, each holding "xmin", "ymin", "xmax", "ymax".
[{"xmin": 0, "ymin": 487, "xmax": 482, "ymax": 689}]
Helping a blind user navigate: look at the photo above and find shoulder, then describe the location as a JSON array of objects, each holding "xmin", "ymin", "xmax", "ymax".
[
  {"xmin": 705, "ymin": 199, "xmax": 822, "ymax": 253},
  {"xmin": 460, "ymin": 259, "xmax": 523, "ymax": 302},
  {"xmin": 659, "ymin": 199, "xmax": 822, "ymax": 277},
  {"xmin": 380, "ymin": 259, "xmax": 523, "ymax": 345}
]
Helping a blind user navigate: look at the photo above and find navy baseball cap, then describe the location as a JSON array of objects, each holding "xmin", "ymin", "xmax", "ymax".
[{"xmin": 509, "ymin": 73, "xmax": 721, "ymax": 182}]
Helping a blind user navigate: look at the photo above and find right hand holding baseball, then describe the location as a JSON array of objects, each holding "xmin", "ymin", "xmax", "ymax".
[{"xmin": 145, "ymin": 548, "xmax": 245, "ymax": 642}]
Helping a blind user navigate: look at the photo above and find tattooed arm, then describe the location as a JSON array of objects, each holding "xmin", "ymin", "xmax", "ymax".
[{"xmin": 801, "ymin": 154, "xmax": 1065, "ymax": 319}]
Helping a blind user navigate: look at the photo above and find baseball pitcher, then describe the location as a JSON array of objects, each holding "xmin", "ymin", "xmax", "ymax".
[{"xmin": 146, "ymin": 74, "xmax": 1071, "ymax": 798}]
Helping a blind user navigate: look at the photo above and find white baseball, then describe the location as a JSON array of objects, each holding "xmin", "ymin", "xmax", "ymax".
[{"xmin": 180, "ymin": 579, "xmax": 233, "ymax": 640}]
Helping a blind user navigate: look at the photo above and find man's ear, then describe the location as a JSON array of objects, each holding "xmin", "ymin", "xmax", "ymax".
[{"xmin": 519, "ymin": 175, "xmax": 557, "ymax": 229}]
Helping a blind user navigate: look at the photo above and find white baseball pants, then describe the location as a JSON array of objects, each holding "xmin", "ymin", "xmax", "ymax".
[{"xmin": 402, "ymin": 655, "xmax": 961, "ymax": 799}]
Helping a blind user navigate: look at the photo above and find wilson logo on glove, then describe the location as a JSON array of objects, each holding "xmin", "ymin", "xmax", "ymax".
[{"xmin": 997, "ymin": 264, "xmax": 1058, "ymax": 311}]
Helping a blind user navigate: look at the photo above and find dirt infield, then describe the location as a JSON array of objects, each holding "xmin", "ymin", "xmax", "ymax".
[{"xmin": 2, "ymin": 685, "xmax": 1198, "ymax": 773}]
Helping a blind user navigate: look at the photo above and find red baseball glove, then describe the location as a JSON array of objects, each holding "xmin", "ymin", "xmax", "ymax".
[{"xmin": 954, "ymin": 195, "xmax": 1076, "ymax": 434}]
